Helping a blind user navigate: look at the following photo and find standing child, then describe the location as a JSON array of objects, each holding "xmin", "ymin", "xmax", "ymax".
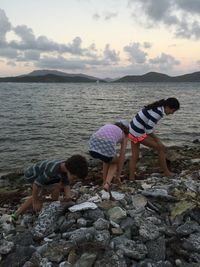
[
  {"xmin": 11, "ymin": 154, "xmax": 88, "ymax": 221},
  {"xmin": 129, "ymin": 97, "xmax": 180, "ymax": 179},
  {"xmin": 88, "ymin": 120, "xmax": 129, "ymax": 192}
]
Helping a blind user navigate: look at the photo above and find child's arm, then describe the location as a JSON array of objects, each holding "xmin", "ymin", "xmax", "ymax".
[
  {"xmin": 115, "ymin": 136, "xmax": 128, "ymax": 181},
  {"xmin": 32, "ymin": 183, "xmax": 43, "ymax": 212},
  {"xmin": 63, "ymin": 185, "xmax": 72, "ymax": 201}
]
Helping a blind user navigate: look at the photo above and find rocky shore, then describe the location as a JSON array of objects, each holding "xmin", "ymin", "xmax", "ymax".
[{"xmin": 0, "ymin": 143, "xmax": 200, "ymax": 267}]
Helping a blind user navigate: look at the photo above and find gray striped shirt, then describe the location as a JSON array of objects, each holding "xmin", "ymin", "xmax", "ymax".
[{"xmin": 24, "ymin": 159, "xmax": 69, "ymax": 186}]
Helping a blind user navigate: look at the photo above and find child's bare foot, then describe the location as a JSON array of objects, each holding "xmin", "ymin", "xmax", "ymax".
[
  {"xmin": 103, "ymin": 182, "xmax": 115, "ymax": 200},
  {"xmin": 103, "ymin": 181, "xmax": 110, "ymax": 191},
  {"xmin": 129, "ymin": 172, "xmax": 138, "ymax": 180},
  {"xmin": 164, "ymin": 171, "xmax": 176, "ymax": 177}
]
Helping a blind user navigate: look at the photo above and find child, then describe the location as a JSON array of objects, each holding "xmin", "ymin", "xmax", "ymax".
[
  {"xmin": 88, "ymin": 120, "xmax": 129, "ymax": 193},
  {"xmin": 11, "ymin": 154, "xmax": 88, "ymax": 221},
  {"xmin": 129, "ymin": 97, "xmax": 180, "ymax": 179}
]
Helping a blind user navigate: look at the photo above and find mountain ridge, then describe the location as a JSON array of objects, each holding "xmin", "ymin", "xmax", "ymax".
[{"xmin": 1, "ymin": 69, "xmax": 200, "ymax": 82}]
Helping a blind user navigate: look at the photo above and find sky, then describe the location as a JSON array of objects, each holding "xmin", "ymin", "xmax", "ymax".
[{"xmin": 0, "ymin": 0, "xmax": 200, "ymax": 78}]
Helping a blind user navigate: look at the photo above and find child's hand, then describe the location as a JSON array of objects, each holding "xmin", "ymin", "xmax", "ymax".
[
  {"xmin": 62, "ymin": 197, "xmax": 72, "ymax": 202},
  {"xmin": 33, "ymin": 199, "xmax": 43, "ymax": 212}
]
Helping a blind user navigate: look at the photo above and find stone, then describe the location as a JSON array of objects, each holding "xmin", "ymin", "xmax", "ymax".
[
  {"xmin": 73, "ymin": 252, "xmax": 97, "ymax": 267},
  {"xmin": 68, "ymin": 202, "xmax": 97, "ymax": 212},
  {"xmin": 0, "ymin": 240, "xmax": 14, "ymax": 254},
  {"xmin": 146, "ymin": 236, "xmax": 166, "ymax": 261},
  {"xmin": 107, "ymin": 206, "xmax": 127, "ymax": 223}
]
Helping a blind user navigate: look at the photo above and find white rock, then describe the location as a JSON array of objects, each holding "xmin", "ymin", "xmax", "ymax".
[
  {"xmin": 87, "ymin": 194, "xmax": 102, "ymax": 203},
  {"xmin": 68, "ymin": 202, "xmax": 98, "ymax": 212},
  {"xmin": 100, "ymin": 190, "xmax": 125, "ymax": 200}
]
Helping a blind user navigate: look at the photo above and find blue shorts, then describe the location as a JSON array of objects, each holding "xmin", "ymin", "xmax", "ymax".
[{"xmin": 89, "ymin": 151, "xmax": 113, "ymax": 163}]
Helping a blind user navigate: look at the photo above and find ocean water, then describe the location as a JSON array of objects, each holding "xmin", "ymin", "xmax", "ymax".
[{"xmin": 0, "ymin": 82, "xmax": 200, "ymax": 175}]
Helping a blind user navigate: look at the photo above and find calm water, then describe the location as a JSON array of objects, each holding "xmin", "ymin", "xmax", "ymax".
[{"xmin": 0, "ymin": 82, "xmax": 200, "ymax": 175}]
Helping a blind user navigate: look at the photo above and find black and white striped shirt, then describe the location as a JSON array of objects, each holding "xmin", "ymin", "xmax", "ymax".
[
  {"xmin": 129, "ymin": 106, "xmax": 164, "ymax": 137},
  {"xmin": 24, "ymin": 159, "xmax": 69, "ymax": 186}
]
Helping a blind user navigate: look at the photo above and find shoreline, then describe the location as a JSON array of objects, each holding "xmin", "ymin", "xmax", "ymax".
[{"xmin": 0, "ymin": 142, "xmax": 200, "ymax": 192}]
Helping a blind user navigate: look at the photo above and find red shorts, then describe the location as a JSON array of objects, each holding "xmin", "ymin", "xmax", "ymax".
[{"xmin": 128, "ymin": 133, "xmax": 147, "ymax": 144}]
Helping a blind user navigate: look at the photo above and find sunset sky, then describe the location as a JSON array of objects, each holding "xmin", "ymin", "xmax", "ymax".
[{"xmin": 1, "ymin": 0, "xmax": 200, "ymax": 78}]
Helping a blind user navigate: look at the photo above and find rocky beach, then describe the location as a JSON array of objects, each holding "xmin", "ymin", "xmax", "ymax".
[{"xmin": 0, "ymin": 142, "xmax": 200, "ymax": 267}]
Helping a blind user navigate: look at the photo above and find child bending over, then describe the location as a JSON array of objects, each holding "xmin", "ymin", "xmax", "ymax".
[
  {"xmin": 88, "ymin": 120, "xmax": 129, "ymax": 193},
  {"xmin": 129, "ymin": 97, "xmax": 180, "ymax": 179},
  {"xmin": 12, "ymin": 154, "xmax": 88, "ymax": 221}
]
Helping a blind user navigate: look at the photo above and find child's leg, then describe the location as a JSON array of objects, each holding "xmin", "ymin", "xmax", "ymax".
[
  {"xmin": 103, "ymin": 156, "xmax": 118, "ymax": 190},
  {"xmin": 102, "ymin": 162, "xmax": 109, "ymax": 182},
  {"xmin": 141, "ymin": 137, "xmax": 173, "ymax": 176},
  {"xmin": 129, "ymin": 142, "xmax": 140, "ymax": 180}
]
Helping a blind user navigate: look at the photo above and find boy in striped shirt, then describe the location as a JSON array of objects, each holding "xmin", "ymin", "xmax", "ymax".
[{"xmin": 12, "ymin": 154, "xmax": 88, "ymax": 221}]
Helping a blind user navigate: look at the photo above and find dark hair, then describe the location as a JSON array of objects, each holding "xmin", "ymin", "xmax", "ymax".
[
  {"xmin": 145, "ymin": 97, "xmax": 180, "ymax": 110},
  {"xmin": 65, "ymin": 154, "xmax": 88, "ymax": 179},
  {"xmin": 114, "ymin": 122, "xmax": 129, "ymax": 135}
]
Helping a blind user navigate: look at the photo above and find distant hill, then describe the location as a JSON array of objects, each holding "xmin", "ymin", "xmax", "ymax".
[
  {"xmin": 1, "ymin": 69, "xmax": 200, "ymax": 83},
  {"xmin": 0, "ymin": 69, "xmax": 105, "ymax": 83},
  {"xmin": 26, "ymin": 69, "xmax": 100, "ymax": 81},
  {"xmin": 115, "ymin": 71, "xmax": 200, "ymax": 82}
]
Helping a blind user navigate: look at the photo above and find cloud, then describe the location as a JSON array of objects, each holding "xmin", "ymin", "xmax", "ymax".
[
  {"xmin": 9, "ymin": 26, "xmax": 90, "ymax": 56},
  {"xmin": 104, "ymin": 12, "xmax": 118, "ymax": 20},
  {"xmin": 92, "ymin": 13, "xmax": 101, "ymax": 20},
  {"xmin": 36, "ymin": 44, "xmax": 120, "ymax": 71},
  {"xmin": 37, "ymin": 56, "xmax": 87, "ymax": 70},
  {"xmin": 124, "ymin": 42, "xmax": 148, "ymax": 64},
  {"xmin": 149, "ymin": 53, "xmax": 180, "ymax": 71},
  {"xmin": 0, "ymin": 8, "xmax": 182, "ymax": 77},
  {"xmin": 177, "ymin": 0, "xmax": 200, "ymax": 14},
  {"xmin": 103, "ymin": 44, "xmax": 120, "ymax": 62},
  {"xmin": 0, "ymin": 9, "xmax": 11, "ymax": 42},
  {"xmin": 0, "ymin": 47, "xmax": 19, "ymax": 58},
  {"xmin": 0, "ymin": 8, "xmax": 123, "ymax": 74},
  {"xmin": 128, "ymin": 0, "xmax": 200, "ymax": 39},
  {"xmin": 92, "ymin": 11, "xmax": 118, "ymax": 21},
  {"xmin": 143, "ymin": 42, "xmax": 152, "ymax": 49}
]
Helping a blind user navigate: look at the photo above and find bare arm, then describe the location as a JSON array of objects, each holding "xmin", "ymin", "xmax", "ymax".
[
  {"xmin": 116, "ymin": 136, "xmax": 128, "ymax": 180},
  {"xmin": 63, "ymin": 185, "xmax": 72, "ymax": 201},
  {"xmin": 32, "ymin": 183, "xmax": 43, "ymax": 212}
]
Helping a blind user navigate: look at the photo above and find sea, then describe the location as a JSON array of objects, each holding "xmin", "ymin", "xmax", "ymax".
[{"xmin": 0, "ymin": 82, "xmax": 200, "ymax": 175}]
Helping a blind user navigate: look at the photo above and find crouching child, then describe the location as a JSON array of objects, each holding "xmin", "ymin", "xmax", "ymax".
[{"xmin": 11, "ymin": 154, "xmax": 88, "ymax": 221}]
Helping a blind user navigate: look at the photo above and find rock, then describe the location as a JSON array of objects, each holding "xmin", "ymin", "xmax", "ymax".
[
  {"xmin": 100, "ymin": 190, "xmax": 125, "ymax": 200},
  {"xmin": 114, "ymin": 237, "xmax": 147, "ymax": 260},
  {"xmin": 0, "ymin": 245, "xmax": 35, "ymax": 267},
  {"xmin": 68, "ymin": 202, "xmax": 97, "ymax": 212},
  {"xmin": 31, "ymin": 201, "xmax": 66, "ymax": 240},
  {"xmin": 93, "ymin": 218, "xmax": 110, "ymax": 230},
  {"xmin": 0, "ymin": 239, "xmax": 14, "ymax": 254},
  {"xmin": 176, "ymin": 220, "xmax": 200, "ymax": 236},
  {"xmin": 73, "ymin": 252, "xmax": 97, "ymax": 267},
  {"xmin": 107, "ymin": 207, "xmax": 127, "ymax": 223},
  {"xmin": 141, "ymin": 188, "xmax": 175, "ymax": 200},
  {"xmin": 146, "ymin": 236, "xmax": 166, "ymax": 261},
  {"xmin": 182, "ymin": 233, "xmax": 200, "ymax": 252},
  {"xmin": 1, "ymin": 144, "xmax": 200, "ymax": 266}
]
